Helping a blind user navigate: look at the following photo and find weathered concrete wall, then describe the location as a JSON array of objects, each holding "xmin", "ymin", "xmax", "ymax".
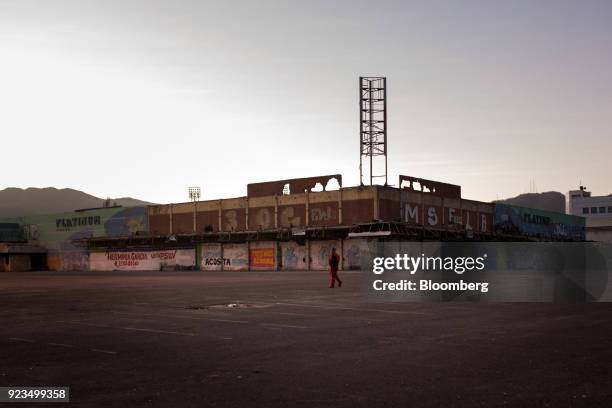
[
  {"xmin": 147, "ymin": 183, "xmax": 500, "ymax": 236},
  {"xmin": 148, "ymin": 186, "xmax": 381, "ymax": 234},
  {"xmin": 222, "ymin": 243, "xmax": 249, "ymax": 271},
  {"xmin": 200, "ymin": 243, "xmax": 224, "ymax": 271},
  {"xmin": 198, "ymin": 239, "xmax": 371, "ymax": 271},
  {"xmin": 343, "ymin": 238, "xmax": 371, "ymax": 270}
]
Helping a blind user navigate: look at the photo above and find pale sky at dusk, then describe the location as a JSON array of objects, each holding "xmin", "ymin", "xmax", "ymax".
[{"xmin": 1, "ymin": 0, "xmax": 611, "ymax": 204}]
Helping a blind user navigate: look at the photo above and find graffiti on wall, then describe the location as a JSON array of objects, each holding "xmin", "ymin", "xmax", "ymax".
[
  {"xmin": 343, "ymin": 239, "xmax": 371, "ymax": 270},
  {"xmin": 402, "ymin": 203, "xmax": 489, "ymax": 232},
  {"xmin": 18, "ymin": 207, "xmax": 148, "ymax": 270},
  {"xmin": 279, "ymin": 241, "xmax": 307, "ymax": 270},
  {"xmin": 90, "ymin": 249, "xmax": 195, "ymax": 271},
  {"xmin": 494, "ymin": 204, "xmax": 585, "ymax": 241},
  {"xmin": 310, "ymin": 240, "xmax": 340, "ymax": 270},
  {"xmin": 222, "ymin": 244, "xmax": 249, "ymax": 271},
  {"xmin": 201, "ymin": 244, "xmax": 224, "ymax": 270},
  {"xmin": 311, "ymin": 206, "xmax": 336, "ymax": 223}
]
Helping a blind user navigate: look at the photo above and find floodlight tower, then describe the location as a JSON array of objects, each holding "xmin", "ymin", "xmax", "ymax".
[
  {"xmin": 188, "ymin": 186, "xmax": 201, "ymax": 202},
  {"xmin": 359, "ymin": 76, "xmax": 387, "ymax": 186},
  {"xmin": 188, "ymin": 186, "xmax": 201, "ymax": 233}
]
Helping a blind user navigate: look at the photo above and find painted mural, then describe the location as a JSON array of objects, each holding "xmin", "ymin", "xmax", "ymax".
[
  {"xmin": 343, "ymin": 239, "xmax": 371, "ymax": 270},
  {"xmin": 14, "ymin": 207, "xmax": 148, "ymax": 271},
  {"xmin": 494, "ymin": 204, "xmax": 585, "ymax": 241},
  {"xmin": 279, "ymin": 241, "xmax": 307, "ymax": 270}
]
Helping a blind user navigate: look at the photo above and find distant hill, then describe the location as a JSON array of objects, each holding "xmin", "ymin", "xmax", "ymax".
[
  {"xmin": 0, "ymin": 187, "xmax": 155, "ymax": 218},
  {"xmin": 495, "ymin": 191, "xmax": 565, "ymax": 213}
]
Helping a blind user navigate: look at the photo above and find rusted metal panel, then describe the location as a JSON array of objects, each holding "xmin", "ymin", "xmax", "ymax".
[
  {"xmin": 377, "ymin": 186, "xmax": 401, "ymax": 222},
  {"xmin": 342, "ymin": 199, "xmax": 375, "ymax": 225},
  {"xmin": 340, "ymin": 186, "xmax": 377, "ymax": 225},
  {"xmin": 378, "ymin": 199, "xmax": 401, "ymax": 222},
  {"xmin": 196, "ymin": 210, "xmax": 219, "ymax": 232},
  {"xmin": 172, "ymin": 212, "xmax": 193, "ymax": 234},
  {"xmin": 149, "ymin": 214, "xmax": 170, "ymax": 236},
  {"xmin": 148, "ymin": 204, "xmax": 172, "ymax": 235},
  {"xmin": 399, "ymin": 175, "xmax": 461, "ymax": 199},
  {"xmin": 248, "ymin": 174, "xmax": 342, "ymax": 197}
]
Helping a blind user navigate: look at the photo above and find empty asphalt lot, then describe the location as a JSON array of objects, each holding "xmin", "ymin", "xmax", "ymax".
[{"xmin": 1, "ymin": 271, "xmax": 612, "ymax": 407}]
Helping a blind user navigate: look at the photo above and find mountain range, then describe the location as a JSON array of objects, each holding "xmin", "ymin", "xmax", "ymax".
[
  {"xmin": 0, "ymin": 187, "xmax": 154, "ymax": 218},
  {"xmin": 494, "ymin": 191, "xmax": 566, "ymax": 213}
]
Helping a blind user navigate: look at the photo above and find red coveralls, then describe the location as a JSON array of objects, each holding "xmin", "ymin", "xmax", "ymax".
[{"xmin": 329, "ymin": 252, "xmax": 342, "ymax": 288}]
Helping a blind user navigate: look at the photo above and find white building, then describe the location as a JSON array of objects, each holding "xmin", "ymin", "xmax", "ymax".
[{"xmin": 567, "ymin": 186, "xmax": 612, "ymax": 241}]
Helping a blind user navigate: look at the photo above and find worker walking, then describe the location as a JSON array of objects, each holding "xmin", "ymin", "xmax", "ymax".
[{"xmin": 328, "ymin": 247, "xmax": 342, "ymax": 288}]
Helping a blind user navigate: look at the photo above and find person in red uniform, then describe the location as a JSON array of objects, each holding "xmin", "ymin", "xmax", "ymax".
[{"xmin": 328, "ymin": 247, "xmax": 342, "ymax": 288}]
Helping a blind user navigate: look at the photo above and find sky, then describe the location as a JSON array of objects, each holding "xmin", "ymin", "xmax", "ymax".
[{"xmin": 1, "ymin": 0, "xmax": 611, "ymax": 204}]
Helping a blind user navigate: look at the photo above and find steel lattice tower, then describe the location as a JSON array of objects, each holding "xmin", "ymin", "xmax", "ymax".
[{"xmin": 359, "ymin": 76, "xmax": 387, "ymax": 186}]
